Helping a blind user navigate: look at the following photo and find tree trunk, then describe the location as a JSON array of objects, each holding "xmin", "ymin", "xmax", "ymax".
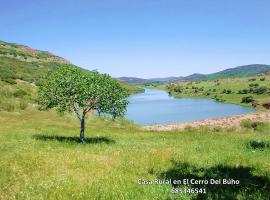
[{"xmin": 80, "ymin": 117, "xmax": 85, "ymax": 144}]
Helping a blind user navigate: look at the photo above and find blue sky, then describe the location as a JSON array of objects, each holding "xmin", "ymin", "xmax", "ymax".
[{"xmin": 1, "ymin": 0, "xmax": 270, "ymax": 78}]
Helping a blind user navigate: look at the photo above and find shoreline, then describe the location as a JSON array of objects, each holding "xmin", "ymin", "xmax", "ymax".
[{"xmin": 144, "ymin": 111, "xmax": 270, "ymax": 131}]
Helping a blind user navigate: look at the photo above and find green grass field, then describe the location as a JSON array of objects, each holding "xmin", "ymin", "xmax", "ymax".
[
  {"xmin": 1, "ymin": 108, "xmax": 270, "ymax": 200},
  {"xmin": 161, "ymin": 74, "xmax": 270, "ymax": 109}
]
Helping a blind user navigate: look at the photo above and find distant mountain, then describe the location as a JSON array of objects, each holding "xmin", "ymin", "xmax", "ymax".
[
  {"xmin": 183, "ymin": 73, "xmax": 207, "ymax": 80},
  {"xmin": 118, "ymin": 64, "xmax": 270, "ymax": 83},
  {"xmin": 117, "ymin": 77, "xmax": 148, "ymax": 83},
  {"xmin": 206, "ymin": 64, "xmax": 270, "ymax": 80}
]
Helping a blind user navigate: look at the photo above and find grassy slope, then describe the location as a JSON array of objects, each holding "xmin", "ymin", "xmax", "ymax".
[
  {"xmin": 0, "ymin": 108, "xmax": 270, "ymax": 199},
  {"xmin": 206, "ymin": 64, "xmax": 270, "ymax": 80},
  {"xmin": 161, "ymin": 75, "xmax": 270, "ymax": 109},
  {"xmin": 0, "ymin": 40, "xmax": 142, "ymax": 95}
]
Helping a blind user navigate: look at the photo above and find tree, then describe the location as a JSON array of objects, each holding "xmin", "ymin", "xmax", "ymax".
[{"xmin": 38, "ymin": 66, "xmax": 129, "ymax": 144}]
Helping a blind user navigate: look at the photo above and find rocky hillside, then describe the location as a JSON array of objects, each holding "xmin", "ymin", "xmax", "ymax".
[
  {"xmin": 0, "ymin": 40, "xmax": 73, "ymax": 85},
  {"xmin": 0, "ymin": 40, "xmax": 69, "ymax": 64}
]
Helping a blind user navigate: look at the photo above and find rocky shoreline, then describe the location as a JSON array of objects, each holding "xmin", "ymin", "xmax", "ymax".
[{"xmin": 145, "ymin": 111, "xmax": 270, "ymax": 131}]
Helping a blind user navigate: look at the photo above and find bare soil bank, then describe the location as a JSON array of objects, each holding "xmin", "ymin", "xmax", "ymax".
[{"xmin": 145, "ymin": 111, "xmax": 270, "ymax": 131}]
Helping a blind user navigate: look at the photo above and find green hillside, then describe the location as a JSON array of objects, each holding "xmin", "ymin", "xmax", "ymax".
[
  {"xmin": 0, "ymin": 40, "xmax": 69, "ymax": 64},
  {"xmin": 0, "ymin": 41, "xmax": 72, "ymax": 85},
  {"xmin": 163, "ymin": 74, "xmax": 270, "ymax": 110},
  {"xmin": 0, "ymin": 40, "xmax": 142, "ymax": 112},
  {"xmin": 206, "ymin": 64, "xmax": 270, "ymax": 80}
]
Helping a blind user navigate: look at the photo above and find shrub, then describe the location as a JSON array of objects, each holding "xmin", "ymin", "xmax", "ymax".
[
  {"xmin": 222, "ymin": 89, "xmax": 232, "ymax": 94},
  {"xmin": 226, "ymin": 89, "xmax": 232, "ymax": 94},
  {"xmin": 3, "ymin": 78, "xmax": 17, "ymax": 85},
  {"xmin": 248, "ymin": 78, "xmax": 256, "ymax": 81},
  {"xmin": 249, "ymin": 83, "xmax": 259, "ymax": 87},
  {"xmin": 247, "ymin": 140, "xmax": 270, "ymax": 150},
  {"xmin": 260, "ymin": 77, "xmax": 265, "ymax": 81},
  {"xmin": 0, "ymin": 68, "xmax": 16, "ymax": 80},
  {"xmin": 262, "ymin": 102, "xmax": 270, "ymax": 109},
  {"xmin": 238, "ymin": 89, "xmax": 249, "ymax": 94},
  {"xmin": 14, "ymin": 89, "xmax": 27, "ymax": 98},
  {"xmin": 19, "ymin": 100, "xmax": 28, "ymax": 110},
  {"xmin": 241, "ymin": 96, "xmax": 255, "ymax": 103},
  {"xmin": 0, "ymin": 98, "xmax": 16, "ymax": 112},
  {"xmin": 253, "ymin": 86, "xmax": 268, "ymax": 94},
  {"xmin": 173, "ymin": 86, "xmax": 182, "ymax": 93},
  {"xmin": 21, "ymin": 76, "xmax": 34, "ymax": 83},
  {"xmin": 240, "ymin": 120, "xmax": 267, "ymax": 131}
]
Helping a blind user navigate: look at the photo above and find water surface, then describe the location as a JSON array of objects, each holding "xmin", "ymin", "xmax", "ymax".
[{"xmin": 125, "ymin": 88, "xmax": 254, "ymax": 125}]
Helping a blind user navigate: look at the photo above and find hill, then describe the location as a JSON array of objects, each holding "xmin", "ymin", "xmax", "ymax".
[
  {"xmin": 206, "ymin": 64, "xmax": 270, "ymax": 80},
  {"xmin": 183, "ymin": 73, "xmax": 207, "ymax": 80},
  {"xmin": 0, "ymin": 41, "xmax": 73, "ymax": 85},
  {"xmin": 0, "ymin": 40, "xmax": 143, "ymax": 112},
  {"xmin": 163, "ymin": 74, "xmax": 270, "ymax": 110},
  {"xmin": 0, "ymin": 40, "xmax": 70, "ymax": 64},
  {"xmin": 117, "ymin": 77, "xmax": 148, "ymax": 83},
  {"xmin": 117, "ymin": 64, "xmax": 270, "ymax": 83}
]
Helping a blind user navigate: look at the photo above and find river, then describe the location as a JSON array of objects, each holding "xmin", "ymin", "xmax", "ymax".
[{"xmin": 125, "ymin": 88, "xmax": 255, "ymax": 125}]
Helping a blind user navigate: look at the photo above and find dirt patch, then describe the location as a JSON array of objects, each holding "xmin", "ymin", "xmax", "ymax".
[{"xmin": 145, "ymin": 111, "xmax": 270, "ymax": 131}]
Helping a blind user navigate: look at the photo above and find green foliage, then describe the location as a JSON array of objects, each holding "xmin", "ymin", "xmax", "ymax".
[
  {"xmin": 38, "ymin": 65, "xmax": 128, "ymax": 117},
  {"xmin": 222, "ymin": 89, "xmax": 232, "ymax": 94},
  {"xmin": 19, "ymin": 99, "xmax": 28, "ymax": 110},
  {"xmin": 3, "ymin": 78, "xmax": 17, "ymax": 84},
  {"xmin": 0, "ymin": 57, "xmax": 62, "ymax": 85},
  {"xmin": 253, "ymin": 86, "xmax": 268, "ymax": 94},
  {"xmin": 241, "ymin": 96, "xmax": 255, "ymax": 103},
  {"xmin": 13, "ymin": 89, "xmax": 27, "ymax": 98},
  {"xmin": 0, "ymin": 98, "xmax": 16, "ymax": 112},
  {"xmin": 240, "ymin": 120, "xmax": 268, "ymax": 131},
  {"xmin": 247, "ymin": 140, "xmax": 270, "ymax": 150}
]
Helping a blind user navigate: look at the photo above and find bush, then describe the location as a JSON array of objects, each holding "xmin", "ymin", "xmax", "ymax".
[
  {"xmin": 253, "ymin": 86, "xmax": 268, "ymax": 94},
  {"xmin": 249, "ymin": 83, "xmax": 259, "ymax": 87},
  {"xmin": 226, "ymin": 89, "xmax": 232, "ymax": 94},
  {"xmin": 240, "ymin": 120, "xmax": 267, "ymax": 131},
  {"xmin": 262, "ymin": 102, "xmax": 270, "ymax": 109},
  {"xmin": 21, "ymin": 76, "xmax": 34, "ymax": 83},
  {"xmin": 260, "ymin": 77, "xmax": 265, "ymax": 81},
  {"xmin": 238, "ymin": 89, "xmax": 249, "ymax": 94},
  {"xmin": 0, "ymin": 67, "xmax": 16, "ymax": 80},
  {"xmin": 14, "ymin": 89, "xmax": 27, "ymax": 98},
  {"xmin": 222, "ymin": 89, "xmax": 232, "ymax": 94},
  {"xmin": 0, "ymin": 98, "xmax": 16, "ymax": 112},
  {"xmin": 241, "ymin": 96, "xmax": 255, "ymax": 103},
  {"xmin": 173, "ymin": 86, "xmax": 182, "ymax": 93},
  {"xmin": 247, "ymin": 140, "xmax": 270, "ymax": 150},
  {"xmin": 19, "ymin": 100, "xmax": 28, "ymax": 110},
  {"xmin": 3, "ymin": 78, "xmax": 17, "ymax": 85}
]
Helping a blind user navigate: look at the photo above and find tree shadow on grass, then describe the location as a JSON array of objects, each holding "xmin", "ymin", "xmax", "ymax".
[
  {"xmin": 33, "ymin": 134, "xmax": 115, "ymax": 144},
  {"xmin": 159, "ymin": 161, "xmax": 270, "ymax": 200}
]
